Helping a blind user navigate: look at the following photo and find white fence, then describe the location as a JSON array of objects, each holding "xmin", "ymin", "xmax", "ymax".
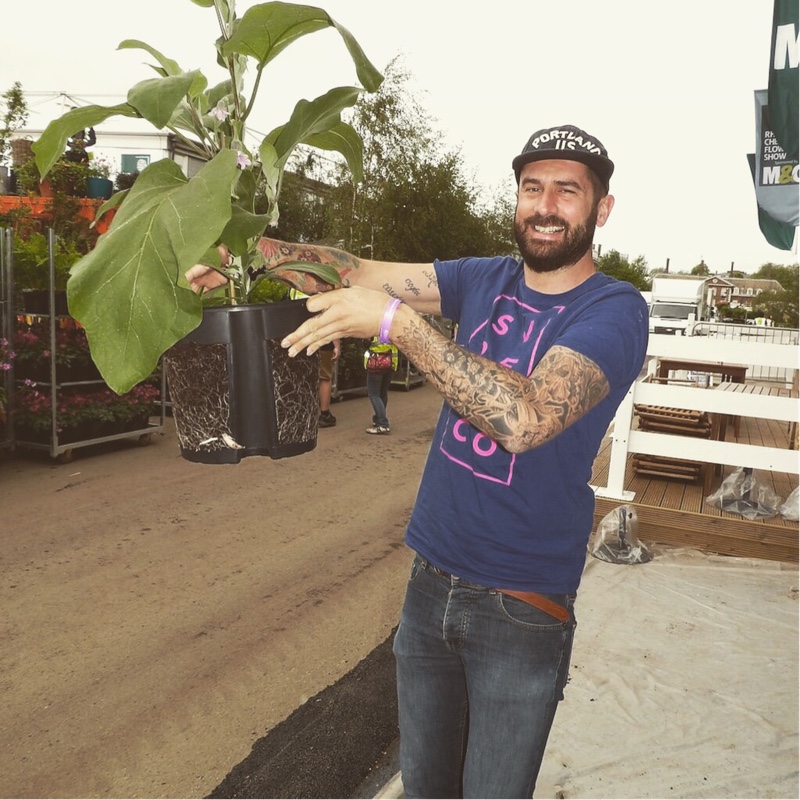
[
  {"xmin": 592, "ymin": 333, "xmax": 799, "ymax": 502},
  {"xmin": 691, "ymin": 321, "xmax": 798, "ymax": 382}
]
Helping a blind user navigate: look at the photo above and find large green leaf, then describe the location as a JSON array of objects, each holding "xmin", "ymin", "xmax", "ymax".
[
  {"xmin": 266, "ymin": 86, "xmax": 362, "ymax": 170},
  {"xmin": 33, "ymin": 104, "xmax": 139, "ymax": 179},
  {"xmin": 224, "ymin": 3, "xmax": 332, "ymax": 66},
  {"xmin": 68, "ymin": 151, "xmax": 239, "ymax": 393},
  {"xmin": 127, "ymin": 72, "xmax": 204, "ymax": 129},
  {"xmin": 302, "ymin": 121, "xmax": 363, "ymax": 184},
  {"xmin": 225, "ymin": 2, "xmax": 382, "ymax": 92}
]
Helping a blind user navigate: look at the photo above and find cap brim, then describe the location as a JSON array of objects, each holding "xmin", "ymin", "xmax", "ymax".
[{"xmin": 512, "ymin": 150, "xmax": 614, "ymax": 188}]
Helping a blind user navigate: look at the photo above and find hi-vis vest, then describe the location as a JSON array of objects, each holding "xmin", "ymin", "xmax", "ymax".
[{"xmin": 364, "ymin": 336, "xmax": 399, "ymax": 371}]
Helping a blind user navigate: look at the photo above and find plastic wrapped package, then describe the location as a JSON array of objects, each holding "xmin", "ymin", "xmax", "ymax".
[
  {"xmin": 590, "ymin": 505, "xmax": 652, "ymax": 564},
  {"xmin": 705, "ymin": 467, "xmax": 783, "ymax": 520},
  {"xmin": 779, "ymin": 486, "xmax": 799, "ymax": 521}
]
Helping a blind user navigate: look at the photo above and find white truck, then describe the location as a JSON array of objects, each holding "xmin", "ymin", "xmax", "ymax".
[{"xmin": 649, "ymin": 276, "xmax": 710, "ymax": 335}]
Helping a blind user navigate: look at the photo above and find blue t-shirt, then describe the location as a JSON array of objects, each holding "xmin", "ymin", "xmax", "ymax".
[{"xmin": 405, "ymin": 256, "xmax": 649, "ymax": 594}]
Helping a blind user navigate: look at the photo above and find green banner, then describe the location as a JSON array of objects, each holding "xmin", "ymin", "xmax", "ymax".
[
  {"xmin": 753, "ymin": 89, "xmax": 798, "ymax": 228},
  {"xmin": 768, "ymin": 0, "xmax": 799, "ymax": 160},
  {"xmin": 747, "ymin": 153, "xmax": 796, "ymax": 250}
]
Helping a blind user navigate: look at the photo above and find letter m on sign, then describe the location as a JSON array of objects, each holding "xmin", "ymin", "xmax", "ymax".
[{"xmin": 769, "ymin": 0, "xmax": 799, "ymax": 159}]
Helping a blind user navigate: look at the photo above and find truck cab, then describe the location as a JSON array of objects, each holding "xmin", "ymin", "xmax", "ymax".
[{"xmin": 648, "ymin": 275, "xmax": 710, "ymax": 336}]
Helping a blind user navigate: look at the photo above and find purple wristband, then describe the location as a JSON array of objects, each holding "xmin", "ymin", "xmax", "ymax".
[{"xmin": 379, "ymin": 298, "xmax": 403, "ymax": 344}]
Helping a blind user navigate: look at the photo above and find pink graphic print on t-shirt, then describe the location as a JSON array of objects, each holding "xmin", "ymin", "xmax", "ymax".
[{"xmin": 438, "ymin": 294, "xmax": 565, "ymax": 485}]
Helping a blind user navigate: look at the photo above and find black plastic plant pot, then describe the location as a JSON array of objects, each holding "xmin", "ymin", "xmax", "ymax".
[{"xmin": 164, "ymin": 301, "xmax": 320, "ymax": 464}]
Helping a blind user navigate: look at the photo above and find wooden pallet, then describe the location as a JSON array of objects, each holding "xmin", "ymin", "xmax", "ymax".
[{"xmin": 633, "ymin": 404, "xmax": 714, "ymax": 487}]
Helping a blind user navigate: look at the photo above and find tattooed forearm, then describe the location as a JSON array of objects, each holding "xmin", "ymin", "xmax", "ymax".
[
  {"xmin": 392, "ymin": 315, "xmax": 609, "ymax": 453},
  {"xmin": 256, "ymin": 237, "xmax": 361, "ymax": 285},
  {"xmin": 422, "ymin": 269, "xmax": 438, "ymax": 289},
  {"xmin": 404, "ymin": 279, "xmax": 421, "ymax": 296}
]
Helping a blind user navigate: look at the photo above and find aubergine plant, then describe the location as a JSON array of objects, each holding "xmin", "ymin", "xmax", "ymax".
[{"xmin": 31, "ymin": 0, "xmax": 383, "ymax": 393}]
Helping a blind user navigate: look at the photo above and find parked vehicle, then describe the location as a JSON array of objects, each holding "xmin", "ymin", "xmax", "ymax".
[{"xmin": 649, "ymin": 276, "xmax": 710, "ymax": 335}]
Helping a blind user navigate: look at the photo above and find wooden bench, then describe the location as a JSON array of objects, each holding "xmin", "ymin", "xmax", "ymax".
[
  {"xmin": 657, "ymin": 358, "xmax": 748, "ymax": 384},
  {"xmin": 715, "ymin": 381, "xmax": 799, "ymax": 445}
]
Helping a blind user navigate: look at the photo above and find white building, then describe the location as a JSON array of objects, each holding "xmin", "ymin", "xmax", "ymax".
[{"xmin": 10, "ymin": 91, "xmax": 212, "ymax": 183}]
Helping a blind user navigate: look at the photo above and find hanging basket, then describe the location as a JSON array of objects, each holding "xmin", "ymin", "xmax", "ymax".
[
  {"xmin": 11, "ymin": 138, "xmax": 33, "ymax": 167},
  {"xmin": 164, "ymin": 301, "xmax": 320, "ymax": 463}
]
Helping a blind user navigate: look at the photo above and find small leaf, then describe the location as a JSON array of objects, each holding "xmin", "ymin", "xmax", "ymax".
[
  {"xmin": 117, "ymin": 40, "xmax": 182, "ymax": 76},
  {"xmin": 270, "ymin": 261, "xmax": 343, "ymax": 292}
]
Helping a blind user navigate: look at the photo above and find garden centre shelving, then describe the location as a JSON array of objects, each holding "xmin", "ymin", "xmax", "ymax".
[
  {"xmin": 0, "ymin": 229, "xmax": 14, "ymax": 453},
  {"xmin": 9, "ymin": 229, "xmax": 166, "ymax": 463}
]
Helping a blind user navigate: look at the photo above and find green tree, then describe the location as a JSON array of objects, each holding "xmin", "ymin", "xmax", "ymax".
[
  {"xmin": 270, "ymin": 57, "xmax": 517, "ymax": 262},
  {"xmin": 716, "ymin": 304, "xmax": 748, "ymax": 322},
  {"xmin": 596, "ymin": 250, "xmax": 651, "ymax": 290},
  {"xmin": 0, "ymin": 81, "xmax": 28, "ymax": 167},
  {"xmin": 750, "ymin": 263, "xmax": 799, "ymax": 327},
  {"xmin": 691, "ymin": 260, "xmax": 710, "ymax": 276}
]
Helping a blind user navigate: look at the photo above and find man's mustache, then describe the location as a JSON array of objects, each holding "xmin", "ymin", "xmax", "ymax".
[{"xmin": 521, "ymin": 214, "xmax": 569, "ymax": 230}]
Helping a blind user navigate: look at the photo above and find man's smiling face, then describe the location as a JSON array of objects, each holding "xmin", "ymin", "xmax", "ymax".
[{"xmin": 514, "ymin": 159, "xmax": 610, "ymax": 274}]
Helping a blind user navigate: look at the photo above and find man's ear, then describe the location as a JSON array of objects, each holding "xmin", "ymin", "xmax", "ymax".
[{"xmin": 596, "ymin": 194, "xmax": 615, "ymax": 228}]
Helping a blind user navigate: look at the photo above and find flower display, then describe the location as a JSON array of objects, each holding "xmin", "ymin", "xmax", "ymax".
[
  {"xmin": 13, "ymin": 320, "xmax": 94, "ymax": 374},
  {"xmin": 0, "ymin": 336, "xmax": 14, "ymax": 425},
  {"xmin": 14, "ymin": 380, "xmax": 159, "ymax": 434}
]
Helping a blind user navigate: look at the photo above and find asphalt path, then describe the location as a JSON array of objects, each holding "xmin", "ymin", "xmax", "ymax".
[{"xmin": 0, "ymin": 381, "xmax": 440, "ymax": 798}]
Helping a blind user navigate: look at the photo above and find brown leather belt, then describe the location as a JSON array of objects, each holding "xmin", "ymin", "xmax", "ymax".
[
  {"xmin": 422, "ymin": 559, "xmax": 569, "ymax": 623},
  {"xmin": 498, "ymin": 589, "xmax": 570, "ymax": 622}
]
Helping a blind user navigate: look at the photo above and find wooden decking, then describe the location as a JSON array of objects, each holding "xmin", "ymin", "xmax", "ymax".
[{"xmin": 591, "ymin": 410, "xmax": 799, "ymax": 563}]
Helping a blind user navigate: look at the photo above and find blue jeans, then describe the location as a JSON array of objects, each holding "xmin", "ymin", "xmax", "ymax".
[
  {"xmin": 367, "ymin": 370, "xmax": 392, "ymax": 427},
  {"xmin": 393, "ymin": 555, "xmax": 576, "ymax": 799}
]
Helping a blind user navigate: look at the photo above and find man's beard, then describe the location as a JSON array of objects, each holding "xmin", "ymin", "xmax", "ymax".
[{"xmin": 514, "ymin": 210, "xmax": 597, "ymax": 273}]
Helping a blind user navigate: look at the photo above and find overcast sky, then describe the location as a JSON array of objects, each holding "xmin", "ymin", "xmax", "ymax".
[{"xmin": 4, "ymin": 0, "xmax": 797, "ymax": 274}]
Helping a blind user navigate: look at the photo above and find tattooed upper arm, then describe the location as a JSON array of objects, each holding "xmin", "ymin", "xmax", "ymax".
[
  {"xmin": 514, "ymin": 346, "xmax": 610, "ymax": 451},
  {"xmin": 393, "ymin": 308, "xmax": 610, "ymax": 453}
]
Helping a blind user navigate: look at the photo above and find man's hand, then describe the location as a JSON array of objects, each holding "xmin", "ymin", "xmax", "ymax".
[
  {"xmin": 186, "ymin": 244, "xmax": 230, "ymax": 294},
  {"xmin": 281, "ymin": 287, "xmax": 392, "ymax": 357},
  {"xmin": 185, "ymin": 264, "xmax": 229, "ymax": 294}
]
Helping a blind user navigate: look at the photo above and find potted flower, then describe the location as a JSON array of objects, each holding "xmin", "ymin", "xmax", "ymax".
[
  {"xmin": 86, "ymin": 156, "xmax": 114, "ymax": 200},
  {"xmin": 114, "ymin": 171, "xmax": 138, "ymax": 192},
  {"xmin": 15, "ymin": 156, "xmax": 95, "ymax": 198},
  {"xmin": 30, "ymin": 0, "xmax": 382, "ymax": 462}
]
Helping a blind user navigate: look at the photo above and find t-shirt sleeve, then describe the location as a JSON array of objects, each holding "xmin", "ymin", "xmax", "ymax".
[
  {"xmin": 434, "ymin": 257, "xmax": 489, "ymax": 324},
  {"xmin": 555, "ymin": 288, "xmax": 649, "ymax": 391}
]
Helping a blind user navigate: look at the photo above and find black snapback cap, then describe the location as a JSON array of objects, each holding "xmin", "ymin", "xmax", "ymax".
[{"xmin": 512, "ymin": 125, "xmax": 614, "ymax": 190}]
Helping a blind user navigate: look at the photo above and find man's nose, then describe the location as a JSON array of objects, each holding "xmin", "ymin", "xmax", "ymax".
[{"xmin": 535, "ymin": 187, "xmax": 559, "ymax": 216}]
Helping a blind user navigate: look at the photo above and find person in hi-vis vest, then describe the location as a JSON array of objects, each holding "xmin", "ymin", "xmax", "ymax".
[
  {"xmin": 363, "ymin": 336, "xmax": 399, "ymax": 435},
  {"xmin": 290, "ymin": 288, "xmax": 340, "ymax": 427}
]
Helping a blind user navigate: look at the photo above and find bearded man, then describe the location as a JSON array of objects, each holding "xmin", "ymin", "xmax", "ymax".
[{"xmin": 189, "ymin": 124, "xmax": 649, "ymax": 799}]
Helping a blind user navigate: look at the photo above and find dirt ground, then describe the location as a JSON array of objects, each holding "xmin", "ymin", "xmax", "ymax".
[{"xmin": 0, "ymin": 382, "xmax": 443, "ymax": 798}]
